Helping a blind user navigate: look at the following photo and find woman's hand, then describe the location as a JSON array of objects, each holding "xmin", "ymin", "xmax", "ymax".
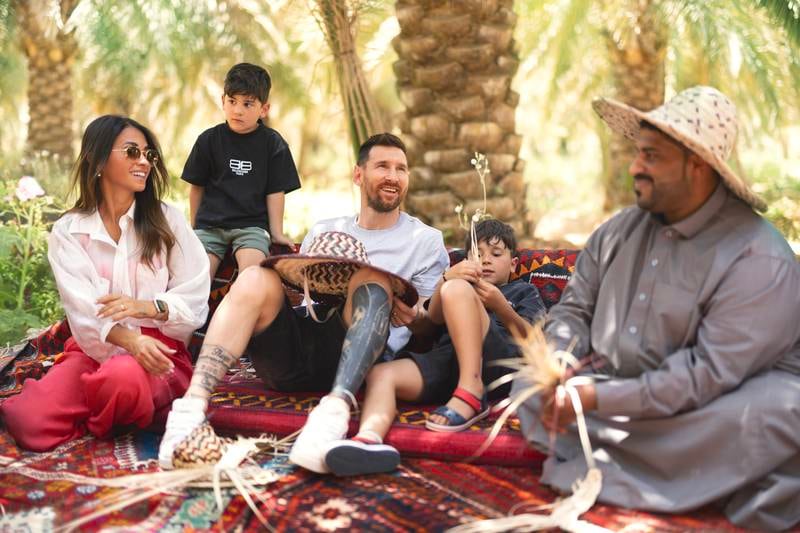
[
  {"xmin": 129, "ymin": 334, "xmax": 175, "ymax": 375},
  {"xmin": 97, "ymin": 294, "xmax": 157, "ymax": 321}
]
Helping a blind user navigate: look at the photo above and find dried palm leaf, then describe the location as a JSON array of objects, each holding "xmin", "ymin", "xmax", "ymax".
[
  {"xmin": 56, "ymin": 431, "xmax": 297, "ymax": 533},
  {"xmin": 452, "ymin": 325, "xmax": 606, "ymax": 533},
  {"xmin": 469, "ymin": 324, "xmax": 573, "ymax": 460}
]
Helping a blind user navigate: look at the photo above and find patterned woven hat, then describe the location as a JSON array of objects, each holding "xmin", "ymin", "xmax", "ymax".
[
  {"xmin": 592, "ymin": 85, "xmax": 767, "ymax": 212},
  {"xmin": 263, "ymin": 231, "xmax": 418, "ymax": 306}
]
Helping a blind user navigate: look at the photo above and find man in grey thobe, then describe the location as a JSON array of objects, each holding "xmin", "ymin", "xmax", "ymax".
[{"xmin": 512, "ymin": 86, "xmax": 800, "ymax": 530}]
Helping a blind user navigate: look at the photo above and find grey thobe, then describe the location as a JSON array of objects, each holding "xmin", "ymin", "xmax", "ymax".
[{"xmin": 513, "ymin": 185, "xmax": 800, "ymax": 530}]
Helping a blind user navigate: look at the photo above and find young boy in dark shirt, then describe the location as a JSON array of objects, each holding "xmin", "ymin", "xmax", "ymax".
[
  {"xmin": 324, "ymin": 219, "xmax": 545, "ymax": 475},
  {"xmin": 182, "ymin": 63, "xmax": 301, "ymax": 280}
]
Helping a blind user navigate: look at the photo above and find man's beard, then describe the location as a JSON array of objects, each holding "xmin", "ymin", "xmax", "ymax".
[
  {"xmin": 366, "ymin": 188, "xmax": 402, "ymax": 212},
  {"xmin": 633, "ymin": 173, "xmax": 654, "ymax": 208}
]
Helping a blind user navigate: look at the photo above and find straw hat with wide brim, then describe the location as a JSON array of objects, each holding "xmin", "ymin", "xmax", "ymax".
[
  {"xmin": 262, "ymin": 231, "xmax": 419, "ymax": 307},
  {"xmin": 592, "ymin": 85, "xmax": 767, "ymax": 212}
]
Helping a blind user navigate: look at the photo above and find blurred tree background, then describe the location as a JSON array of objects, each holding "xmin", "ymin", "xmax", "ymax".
[{"xmin": 0, "ymin": 0, "xmax": 798, "ymax": 342}]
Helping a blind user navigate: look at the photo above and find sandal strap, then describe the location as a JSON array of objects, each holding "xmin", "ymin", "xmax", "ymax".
[
  {"xmin": 430, "ymin": 405, "xmax": 467, "ymax": 426},
  {"xmin": 451, "ymin": 387, "xmax": 484, "ymax": 413}
]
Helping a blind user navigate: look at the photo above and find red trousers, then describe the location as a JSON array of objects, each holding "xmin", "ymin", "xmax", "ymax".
[{"xmin": 1, "ymin": 328, "xmax": 193, "ymax": 452}]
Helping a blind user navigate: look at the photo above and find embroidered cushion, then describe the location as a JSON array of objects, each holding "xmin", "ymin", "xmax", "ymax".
[{"xmin": 447, "ymin": 248, "xmax": 578, "ymax": 309}]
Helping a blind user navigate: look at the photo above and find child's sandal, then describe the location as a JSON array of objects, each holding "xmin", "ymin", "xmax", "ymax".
[{"xmin": 425, "ymin": 386, "xmax": 489, "ymax": 433}]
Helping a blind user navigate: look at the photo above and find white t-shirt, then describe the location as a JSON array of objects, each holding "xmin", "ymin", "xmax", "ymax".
[{"xmin": 301, "ymin": 212, "xmax": 449, "ymax": 354}]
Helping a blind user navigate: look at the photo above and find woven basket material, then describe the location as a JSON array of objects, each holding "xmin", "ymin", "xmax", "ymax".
[{"xmin": 264, "ymin": 232, "xmax": 418, "ymax": 306}]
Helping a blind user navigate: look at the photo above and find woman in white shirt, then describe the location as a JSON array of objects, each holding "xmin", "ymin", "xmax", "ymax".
[{"xmin": 1, "ymin": 115, "xmax": 209, "ymax": 451}]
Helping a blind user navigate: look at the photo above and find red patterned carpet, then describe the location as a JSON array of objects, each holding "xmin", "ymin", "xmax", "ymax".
[
  {"xmin": 1, "ymin": 248, "xmax": 793, "ymax": 531},
  {"xmin": 203, "ymin": 371, "xmax": 543, "ymax": 467},
  {"xmin": 0, "ymin": 345, "xmax": 791, "ymax": 531},
  {"xmin": 0, "ymin": 429, "xmax": 755, "ymax": 532}
]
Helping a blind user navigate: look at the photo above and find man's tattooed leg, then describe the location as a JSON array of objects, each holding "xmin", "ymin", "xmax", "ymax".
[
  {"xmin": 185, "ymin": 344, "xmax": 240, "ymax": 400},
  {"xmin": 331, "ymin": 283, "xmax": 390, "ymax": 406}
]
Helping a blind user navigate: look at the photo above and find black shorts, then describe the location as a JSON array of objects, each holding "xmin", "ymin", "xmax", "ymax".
[
  {"xmin": 245, "ymin": 296, "xmax": 347, "ymax": 391},
  {"xmin": 405, "ymin": 321, "xmax": 519, "ymax": 405}
]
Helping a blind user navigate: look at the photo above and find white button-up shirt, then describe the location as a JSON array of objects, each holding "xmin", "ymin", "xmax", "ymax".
[{"xmin": 47, "ymin": 201, "xmax": 210, "ymax": 363}]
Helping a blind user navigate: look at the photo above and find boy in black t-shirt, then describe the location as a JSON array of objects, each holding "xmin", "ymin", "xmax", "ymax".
[
  {"xmin": 182, "ymin": 63, "xmax": 301, "ymax": 280},
  {"xmin": 323, "ymin": 219, "xmax": 545, "ymax": 476}
]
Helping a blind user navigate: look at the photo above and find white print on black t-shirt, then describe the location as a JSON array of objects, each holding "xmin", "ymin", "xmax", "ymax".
[{"xmin": 229, "ymin": 159, "xmax": 253, "ymax": 176}]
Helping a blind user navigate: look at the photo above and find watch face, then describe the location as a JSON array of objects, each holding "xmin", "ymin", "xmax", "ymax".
[{"xmin": 155, "ymin": 300, "xmax": 166, "ymax": 313}]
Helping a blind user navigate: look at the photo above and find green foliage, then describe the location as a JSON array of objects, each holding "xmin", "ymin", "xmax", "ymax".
[
  {"xmin": 751, "ymin": 163, "xmax": 800, "ymax": 242},
  {"xmin": 0, "ymin": 172, "xmax": 64, "ymax": 346},
  {"xmin": 754, "ymin": 0, "xmax": 800, "ymax": 45}
]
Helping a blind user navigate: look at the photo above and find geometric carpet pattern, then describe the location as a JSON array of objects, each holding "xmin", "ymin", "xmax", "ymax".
[{"xmin": 0, "ymin": 429, "xmax": 756, "ymax": 532}]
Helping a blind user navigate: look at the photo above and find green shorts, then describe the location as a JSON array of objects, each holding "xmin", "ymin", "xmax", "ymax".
[{"xmin": 194, "ymin": 227, "xmax": 271, "ymax": 259}]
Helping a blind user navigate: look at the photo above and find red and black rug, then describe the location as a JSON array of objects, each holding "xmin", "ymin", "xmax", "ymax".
[{"xmin": 0, "ymin": 429, "xmax": 754, "ymax": 531}]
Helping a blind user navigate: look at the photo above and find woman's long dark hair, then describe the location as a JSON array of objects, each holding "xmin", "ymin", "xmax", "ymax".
[{"xmin": 70, "ymin": 115, "xmax": 175, "ymax": 268}]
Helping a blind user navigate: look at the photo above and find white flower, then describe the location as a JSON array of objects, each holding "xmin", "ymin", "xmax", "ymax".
[{"xmin": 15, "ymin": 176, "xmax": 45, "ymax": 202}]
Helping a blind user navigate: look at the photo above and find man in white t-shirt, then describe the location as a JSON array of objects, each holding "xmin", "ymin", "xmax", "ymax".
[{"xmin": 158, "ymin": 133, "xmax": 449, "ymax": 473}]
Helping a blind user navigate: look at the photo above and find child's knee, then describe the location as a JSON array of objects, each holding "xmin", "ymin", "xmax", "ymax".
[
  {"xmin": 440, "ymin": 278, "xmax": 476, "ymax": 303},
  {"xmin": 366, "ymin": 362, "xmax": 395, "ymax": 388}
]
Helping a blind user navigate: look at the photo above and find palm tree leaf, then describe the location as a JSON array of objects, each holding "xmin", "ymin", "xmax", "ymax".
[{"xmin": 753, "ymin": 0, "xmax": 800, "ymax": 46}]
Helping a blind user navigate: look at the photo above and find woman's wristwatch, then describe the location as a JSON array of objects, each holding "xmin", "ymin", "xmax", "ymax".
[{"xmin": 153, "ymin": 299, "xmax": 168, "ymax": 316}]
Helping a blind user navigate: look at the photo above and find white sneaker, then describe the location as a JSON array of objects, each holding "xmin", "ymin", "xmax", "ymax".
[
  {"xmin": 158, "ymin": 397, "xmax": 207, "ymax": 469},
  {"xmin": 289, "ymin": 395, "xmax": 350, "ymax": 473}
]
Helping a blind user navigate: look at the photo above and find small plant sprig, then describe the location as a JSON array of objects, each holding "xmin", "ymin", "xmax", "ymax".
[
  {"xmin": 0, "ymin": 176, "xmax": 63, "ymax": 344},
  {"xmin": 454, "ymin": 152, "xmax": 492, "ymax": 263}
]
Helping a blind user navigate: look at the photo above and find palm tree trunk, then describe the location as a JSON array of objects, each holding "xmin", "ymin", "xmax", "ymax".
[
  {"xmin": 602, "ymin": 0, "xmax": 668, "ymax": 210},
  {"xmin": 14, "ymin": 0, "xmax": 78, "ymax": 161},
  {"xmin": 315, "ymin": 0, "xmax": 387, "ymax": 158},
  {"xmin": 394, "ymin": 0, "xmax": 526, "ymax": 243}
]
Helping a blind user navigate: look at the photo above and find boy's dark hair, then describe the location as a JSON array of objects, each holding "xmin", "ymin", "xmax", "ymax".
[
  {"xmin": 466, "ymin": 218, "xmax": 517, "ymax": 256},
  {"xmin": 224, "ymin": 63, "xmax": 271, "ymax": 102},
  {"xmin": 357, "ymin": 133, "xmax": 407, "ymax": 166}
]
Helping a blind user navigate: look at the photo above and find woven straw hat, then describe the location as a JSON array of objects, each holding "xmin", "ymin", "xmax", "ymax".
[
  {"xmin": 263, "ymin": 231, "xmax": 418, "ymax": 306},
  {"xmin": 592, "ymin": 85, "xmax": 766, "ymax": 212}
]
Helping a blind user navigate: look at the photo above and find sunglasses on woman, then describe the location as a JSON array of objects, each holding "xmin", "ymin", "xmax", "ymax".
[{"xmin": 111, "ymin": 145, "xmax": 159, "ymax": 164}]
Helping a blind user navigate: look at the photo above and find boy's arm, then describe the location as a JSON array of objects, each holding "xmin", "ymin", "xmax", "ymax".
[
  {"xmin": 266, "ymin": 191, "xmax": 294, "ymax": 246},
  {"xmin": 474, "ymin": 280, "xmax": 530, "ymax": 338},
  {"xmin": 188, "ymin": 184, "xmax": 204, "ymax": 228}
]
